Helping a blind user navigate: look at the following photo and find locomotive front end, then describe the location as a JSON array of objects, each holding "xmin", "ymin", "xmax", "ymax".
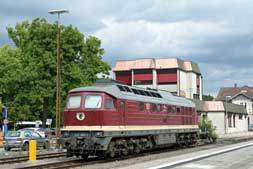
[{"xmin": 61, "ymin": 88, "xmax": 115, "ymax": 158}]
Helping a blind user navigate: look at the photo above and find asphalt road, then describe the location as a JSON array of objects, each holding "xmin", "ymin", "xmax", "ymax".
[{"xmin": 170, "ymin": 145, "xmax": 253, "ymax": 169}]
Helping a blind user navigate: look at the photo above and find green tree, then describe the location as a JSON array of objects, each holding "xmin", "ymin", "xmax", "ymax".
[
  {"xmin": 3, "ymin": 18, "xmax": 111, "ymax": 127},
  {"xmin": 202, "ymin": 94, "xmax": 214, "ymax": 101}
]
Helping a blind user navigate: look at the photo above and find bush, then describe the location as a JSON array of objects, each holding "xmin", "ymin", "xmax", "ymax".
[{"xmin": 199, "ymin": 119, "xmax": 218, "ymax": 142}]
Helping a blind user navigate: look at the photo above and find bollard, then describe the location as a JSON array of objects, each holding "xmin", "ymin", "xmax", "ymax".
[
  {"xmin": 29, "ymin": 140, "xmax": 37, "ymax": 161},
  {"xmin": 0, "ymin": 131, "xmax": 3, "ymax": 148}
]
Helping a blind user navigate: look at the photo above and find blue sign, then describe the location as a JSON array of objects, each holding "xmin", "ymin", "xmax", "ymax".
[{"xmin": 2, "ymin": 106, "xmax": 8, "ymax": 137}]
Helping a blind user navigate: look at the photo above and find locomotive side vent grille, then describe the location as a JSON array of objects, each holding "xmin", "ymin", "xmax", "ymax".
[{"xmin": 116, "ymin": 84, "xmax": 162, "ymax": 98}]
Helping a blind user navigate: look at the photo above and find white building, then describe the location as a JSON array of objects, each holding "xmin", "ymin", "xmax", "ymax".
[
  {"xmin": 114, "ymin": 58, "xmax": 203, "ymax": 100},
  {"xmin": 193, "ymin": 100, "xmax": 248, "ymax": 136},
  {"xmin": 216, "ymin": 84, "xmax": 253, "ymax": 124}
]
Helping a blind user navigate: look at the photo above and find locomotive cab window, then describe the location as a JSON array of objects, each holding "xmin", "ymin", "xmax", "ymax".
[
  {"xmin": 84, "ymin": 95, "xmax": 102, "ymax": 109},
  {"xmin": 106, "ymin": 99, "xmax": 115, "ymax": 109},
  {"xmin": 67, "ymin": 95, "xmax": 81, "ymax": 109}
]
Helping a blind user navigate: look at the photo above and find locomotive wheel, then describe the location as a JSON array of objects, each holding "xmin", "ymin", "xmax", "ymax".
[
  {"xmin": 128, "ymin": 142, "xmax": 134, "ymax": 155},
  {"xmin": 107, "ymin": 141, "xmax": 116, "ymax": 158},
  {"xmin": 148, "ymin": 140, "xmax": 154, "ymax": 150},
  {"xmin": 122, "ymin": 147, "xmax": 128, "ymax": 156},
  {"xmin": 134, "ymin": 143, "xmax": 141, "ymax": 154}
]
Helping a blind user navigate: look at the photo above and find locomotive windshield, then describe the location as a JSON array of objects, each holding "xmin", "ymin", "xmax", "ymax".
[
  {"xmin": 67, "ymin": 95, "xmax": 81, "ymax": 108},
  {"xmin": 84, "ymin": 95, "xmax": 102, "ymax": 109}
]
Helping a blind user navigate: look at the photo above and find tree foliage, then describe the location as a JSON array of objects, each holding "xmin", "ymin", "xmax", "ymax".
[
  {"xmin": 199, "ymin": 119, "xmax": 218, "ymax": 142},
  {"xmin": 1, "ymin": 18, "xmax": 111, "ymax": 126},
  {"xmin": 202, "ymin": 94, "xmax": 214, "ymax": 101}
]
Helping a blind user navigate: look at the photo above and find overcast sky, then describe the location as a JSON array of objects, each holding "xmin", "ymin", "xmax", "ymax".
[{"xmin": 1, "ymin": 0, "xmax": 253, "ymax": 96}]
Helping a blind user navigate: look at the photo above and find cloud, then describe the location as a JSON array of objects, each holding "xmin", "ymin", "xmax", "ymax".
[
  {"xmin": 1, "ymin": 0, "xmax": 253, "ymax": 96},
  {"xmin": 201, "ymin": 63, "xmax": 253, "ymax": 96},
  {"xmin": 94, "ymin": 18, "xmax": 241, "ymax": 63}
]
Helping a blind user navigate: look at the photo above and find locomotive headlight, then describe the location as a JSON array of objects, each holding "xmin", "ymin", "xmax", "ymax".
[
  {"xmin": 96, "ymin": 132, "xmax": 103, "ymax": 136},
  {"xmin": 76, "ymin": 112, "xmax": 85, "ymax": 121}
]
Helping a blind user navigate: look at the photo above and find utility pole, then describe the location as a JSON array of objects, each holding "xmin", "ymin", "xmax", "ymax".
[{"xmin": 48, "ymin": 9, "xmax": 69, "ymax": 148}]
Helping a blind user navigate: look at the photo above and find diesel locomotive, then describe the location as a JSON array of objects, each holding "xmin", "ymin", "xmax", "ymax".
[{"xmin": 61, "ymin": 80, "xmax": 198, "ymax": 159}]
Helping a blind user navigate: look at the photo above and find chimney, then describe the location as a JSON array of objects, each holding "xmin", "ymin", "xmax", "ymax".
[{"xmin": 234, "ymin": 83, "xmax": 237, "ymax": 88}]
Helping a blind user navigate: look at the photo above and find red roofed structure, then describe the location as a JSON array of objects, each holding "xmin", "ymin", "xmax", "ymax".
[{"xmin": 114, "ymin": 58, "xmax": 203, "ymax": 100}]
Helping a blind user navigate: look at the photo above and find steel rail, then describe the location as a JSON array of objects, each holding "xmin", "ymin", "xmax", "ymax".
[{"xmin": 0, "ymin": 152, "xmax": 66, "ymax": 165}]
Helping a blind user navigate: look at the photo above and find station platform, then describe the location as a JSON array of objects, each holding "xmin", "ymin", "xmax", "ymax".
[
  {"xmin": 219, "ymin": 131, "xmax": 253, "ymax": 139},
  {"xmin": 119, "ymin": 140, "xmax": 253, "ymax": 169}
]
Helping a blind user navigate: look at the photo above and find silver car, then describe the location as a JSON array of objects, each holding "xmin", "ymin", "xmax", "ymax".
[{"xmin": 4, "ymin": 129, "xmax": 50, "ymax": 151}]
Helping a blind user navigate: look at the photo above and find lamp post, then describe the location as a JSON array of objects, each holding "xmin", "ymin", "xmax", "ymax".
[
  {"xmin": 48, "ymin": 9, "xmax": 69, "ymax": 148},
  {"xmin": 225, "ymin": 96, "xmax": 231, "ymax": 134}
]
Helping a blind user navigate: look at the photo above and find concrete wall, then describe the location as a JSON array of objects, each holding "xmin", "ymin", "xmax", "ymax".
[
  {"xmin": 179, "ymin": 70, "xmax": 201, "ymax": 100},
  {"xmin": 199, "ymin": 75, "xmax": 203, "ymax": 100},
  {"xmin": 186, "ymin": 72, "xmax": 199, "ymax": 99},
  {"xmin": 207, "ymin": 112, "xmax": 225, "ymax": 135},
  {"xmin": 227, "ymin": 114, "xmax": 248, "ymax": 133},
  {"xmin": 206, "ymin": 112, "xmax": 248, "ymax": 136},
  {"xmin": 179, "ymin": 70, "xmax": 187, "ymax": 96}
]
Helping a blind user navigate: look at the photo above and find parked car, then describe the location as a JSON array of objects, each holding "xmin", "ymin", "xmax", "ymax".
[
  {"xmin": 24, "ymin": 127, "xmax": 51, "ymax": 138},
  {"xmin": 3, "ymin": 129, "xmax": 50, "ymax": 151}
]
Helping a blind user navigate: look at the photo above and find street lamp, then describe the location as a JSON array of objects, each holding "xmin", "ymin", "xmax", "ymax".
[
  {"xmin": 225, "ymin": 96, "xmax": 231, "ymax": 134},
  {"xmin": 48, "ymin": 9, "xmax": 69, "ymax": 148}
]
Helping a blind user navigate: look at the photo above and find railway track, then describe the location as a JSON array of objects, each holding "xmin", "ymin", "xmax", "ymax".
[
  {"xmin": 14, "ymin": 142, "xmax": 214, "ymax": 169},
  {"xmin": 0, "ymin": 152, "xmax": 66, "ymax": 165},
  {"xmin": 7, "ymin": 138, "xmax": 253, "ymax": 169}
]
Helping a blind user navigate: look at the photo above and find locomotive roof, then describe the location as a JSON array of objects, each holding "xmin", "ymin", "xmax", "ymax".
[{"xmin": 70, "ymin": 80, "xmax": 195, "ymax": 107}]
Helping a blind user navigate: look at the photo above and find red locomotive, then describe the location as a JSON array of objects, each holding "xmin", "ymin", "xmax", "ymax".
[{"xmin": 61, "ymin": 80, "xmax": 198, "ymax": 159}]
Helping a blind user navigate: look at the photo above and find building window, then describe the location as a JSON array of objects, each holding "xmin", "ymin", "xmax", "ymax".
[
  {"xmin": 233, "ymin": 115, "xmax": 236, "ymax": 128},
  {"xmin": 239, "ymin": 114, "xmax": 242, "ymax": 120},
  {"xmin": 134, "ymin": 80, "xmax": 153, "ymax": 85},
  {"xmin": 193, "ymin": 94, "xmax": 200, "ymax": 99},
  {"xmin": 228, "ymin": 114, "xmax": 232, "ymax": 128},
  {"xmin": 139, "ymin": 102, "xmax": 144, "ymax": 112}
]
